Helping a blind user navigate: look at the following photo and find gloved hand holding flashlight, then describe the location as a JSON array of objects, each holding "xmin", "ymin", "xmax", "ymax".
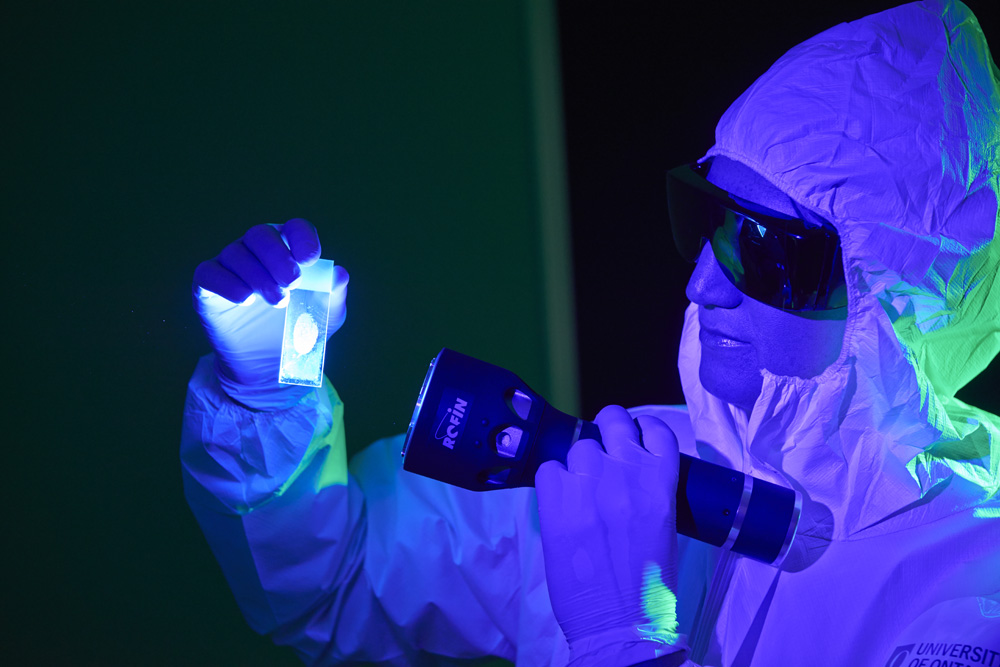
[
  {"xmin": 192, "ymin": 218, "xmax": 349, "ymax": 409},
  {"xmin": 536, "ymin": 406, "xmax": 688, "ymax": 666}
]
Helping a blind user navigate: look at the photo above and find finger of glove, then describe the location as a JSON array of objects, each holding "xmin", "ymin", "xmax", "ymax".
[
  {"xmin": 633, "ymin": 415, "xmax": 679, "ymax": 461},
  {"xmin": 280, "ymin": 218, "xmax": 322, "ymax": 266},
  {"xmin": 327, "ymin": 265, "xmax": 350, "ymax": 336},
  {"xmin": 594, "ymin": 404, "xmax": 645, "ymax": 465},
  {"xmin": 218, "ymin": 240, "xmax": 285, "ymax": 305},
  {"xmin": 243, "ymin": 224, "xmax": 302, "ymax": 288},
  {"xmin": 633, "ymin": 414, "xmax": 680, "ymax": 498},
  {"xmin": 535, "ymin": 459, "xmax": 566, "ymax": 518},
  {"xmin": 565, "ymin": 438, "xmax": 605, "ymax": 477},
  {"xmin": 536, "ymin": 459, "xmax": 592, "ymax": 535},
  {"xmin": 193, "ymin": 258, "xmax": 253, "ymax": 306},
  {"xmin": 536, "ymin": 458, "xmax": 565, "ymax": 492}
]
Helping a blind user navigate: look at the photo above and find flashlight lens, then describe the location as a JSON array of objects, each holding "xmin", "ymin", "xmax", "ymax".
[{"xmin": 402, "ymin": 355, "xmax": 439, "ymax": 458}]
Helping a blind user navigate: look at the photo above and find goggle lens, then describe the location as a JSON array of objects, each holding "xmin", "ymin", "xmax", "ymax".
[{"xmin": 667, "ymin": 162, "xmax": 847, "ymax": 312}]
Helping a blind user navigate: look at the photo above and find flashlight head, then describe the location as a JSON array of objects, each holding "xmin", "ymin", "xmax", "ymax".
[{"xmin": 402, "ymin": 348, "xmax": 551, "ymax": 490}]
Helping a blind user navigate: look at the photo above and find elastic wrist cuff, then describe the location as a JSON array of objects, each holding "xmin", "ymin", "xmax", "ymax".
[{"xmin": 214, "ymin": 359, "xmax": 314, "ymax": 411}]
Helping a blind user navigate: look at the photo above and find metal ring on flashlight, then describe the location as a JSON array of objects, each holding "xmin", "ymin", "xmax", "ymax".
[{"xmin": 721, "ymin": 474, "xmax": 755, "ymax": 552}]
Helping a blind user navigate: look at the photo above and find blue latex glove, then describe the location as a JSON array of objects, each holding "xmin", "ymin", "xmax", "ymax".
[
  {"xmin": 192, "ymin": 218, "xmax": 349, "ymax": 409},
  {"xmin": 536, "ymin": 405, "xmax": 687, "ymax": 666}
]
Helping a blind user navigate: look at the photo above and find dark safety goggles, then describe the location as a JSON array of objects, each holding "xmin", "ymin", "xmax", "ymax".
[{"xmin": 666, "ymin": 160, "xmax": 847, "ymax": 312}]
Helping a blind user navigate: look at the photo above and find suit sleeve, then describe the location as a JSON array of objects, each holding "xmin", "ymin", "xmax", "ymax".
[{"xmin": 180, "ymin": 354, "xmax": 569, "ymax": 665}]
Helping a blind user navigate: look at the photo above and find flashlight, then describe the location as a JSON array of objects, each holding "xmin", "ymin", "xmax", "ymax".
[{"xmin": 402, "ymin": 348, "xmax": 800, "ymax": 565}]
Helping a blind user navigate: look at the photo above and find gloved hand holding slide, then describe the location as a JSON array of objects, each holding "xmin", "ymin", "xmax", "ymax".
[{"xmin": 192, "ymin": 219, "xmax": 348, "ymax": 407}]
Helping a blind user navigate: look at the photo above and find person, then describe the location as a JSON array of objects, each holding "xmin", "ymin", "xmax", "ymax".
[{"xmin": 181, "ymin": 0, "xmax": 1000, "ymax": 664}]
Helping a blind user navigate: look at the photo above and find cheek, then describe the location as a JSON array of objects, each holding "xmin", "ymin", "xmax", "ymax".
[{"xmin": 751, "ymin": 311, "xmax": 846, "ymax": 378}]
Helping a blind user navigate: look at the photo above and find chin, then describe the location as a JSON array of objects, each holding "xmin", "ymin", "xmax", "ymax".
[{"xmin": 699, "ymin": 364, "xmax": 761, "ymax": 414}]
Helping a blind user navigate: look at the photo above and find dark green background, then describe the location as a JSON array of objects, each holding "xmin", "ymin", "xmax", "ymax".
[{"xmin": 5, "ymin": 2, "xmax": 559, "ymax": 664}]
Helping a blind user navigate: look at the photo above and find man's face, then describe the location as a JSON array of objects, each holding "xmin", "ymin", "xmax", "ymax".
[{"xmin": 686, "ymin": 158, "xmax": 847, "ymax": 414}]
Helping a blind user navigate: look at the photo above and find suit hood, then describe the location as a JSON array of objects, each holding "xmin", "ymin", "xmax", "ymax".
[{"xmin": 678, "ymin": 0, "xmax": 1000, "ymax": 538}]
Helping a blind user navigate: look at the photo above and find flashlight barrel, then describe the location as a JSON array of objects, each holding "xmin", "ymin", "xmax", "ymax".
[{"xmin": 573, "ymin": 418, "xmax": 798, "ymax": 565}]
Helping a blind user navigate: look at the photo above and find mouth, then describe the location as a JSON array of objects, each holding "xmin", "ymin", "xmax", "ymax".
[{"xmin": 699, "ymin": 323, "xmax": 750, "ymax": 348}]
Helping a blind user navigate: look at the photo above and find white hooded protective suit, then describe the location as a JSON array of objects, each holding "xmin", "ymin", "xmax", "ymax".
[{"xmin": 181, "ymin": 1, "xmax": 1000, "ymax": 664}]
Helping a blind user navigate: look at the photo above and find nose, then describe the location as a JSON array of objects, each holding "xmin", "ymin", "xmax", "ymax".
[{"xmin": 685, "ymin": 242, "xmax": 743, "ymax": 308}]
